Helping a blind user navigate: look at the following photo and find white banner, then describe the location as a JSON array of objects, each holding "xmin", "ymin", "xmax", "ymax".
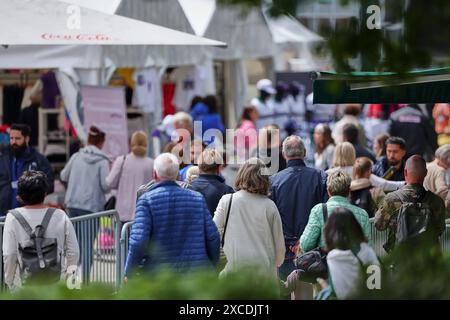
[{"xmin": 81, "ymin": 86, "xmax": 128, "ymax": 159}]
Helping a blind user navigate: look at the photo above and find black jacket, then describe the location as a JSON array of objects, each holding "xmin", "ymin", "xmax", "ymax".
[
  {"xmin": 353, "ymin": 143, "xmax": 376, "ymax": 163},
  {"xmin": 0, "ymin": 146, "xmax": 54, "ymax": 216},
  {"xmin": 187, "ymin": 174, "xmax": 234, "ymax": 216},
  {"xmin": 19, "ymin": 104, "xmax": 39, "ymax": 147},
  {"xmin": 388, "ymin": 105, "xmax": 438, "ymax": 157},
  {"xmin": 350, "ymin": 187, "xmax": 375, "ymax": 218}
]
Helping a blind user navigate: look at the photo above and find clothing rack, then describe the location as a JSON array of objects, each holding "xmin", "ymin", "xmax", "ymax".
[{"xmin": 0, "ymin": 72, "xmax": 41, "ymax": 86}]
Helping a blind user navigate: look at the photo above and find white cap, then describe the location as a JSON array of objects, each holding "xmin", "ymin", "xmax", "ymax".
[
  {"xmin": 256, "ymin": 79, "xmax": 276, "ymax": 95},
  {"xmin": 158, "ymin": 114, "xmax": 175, "ymax": 137}
]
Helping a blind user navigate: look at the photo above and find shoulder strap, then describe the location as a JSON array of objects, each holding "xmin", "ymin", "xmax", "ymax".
[
  {"xmin": 322, "ymin": 203, "xmax": 328, "ymax": 223},
  {"xmin": 222, "ymin": 194, "xmax": 233, "ymax": 247},
  {"xmin": 397, "ymin": 189, "xmax": 429, "ymax": 205},
  {"xmin": 117, "ymin": 155, "xmax": 127, "ymax": 184},
  {"xmin": 40, "ymin": 208, "xmax": 56, "ymax": 233},
  {"xmin": 351, "ymin": 246, "xmax": 365, "ymax": 269},
  {"xmin": 396, "ymin": 191, "xmax": 408, "ymax": 204},
  {"xmin": 9, "ymin": 210, "xmax": 33, "ymax": 237}
]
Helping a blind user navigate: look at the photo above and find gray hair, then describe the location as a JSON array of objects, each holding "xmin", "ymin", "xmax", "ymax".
[
  {"xmin": 154, "ymin": 153, "xmax": 180, "ymax": 180},
  {"xmin": 173, "ymin": 112, "xmax": 193, "ymax": 129},
  {"xmin": 282, "ymin": 135, "xmax": 306, "ymax": 159},
  {"xmin": 436, "ymin": 144, "xmax": 450, "ymax": 167},
  {"xmin": 327, "ymin": 169, "xmax": 352, "ymax": 196}
]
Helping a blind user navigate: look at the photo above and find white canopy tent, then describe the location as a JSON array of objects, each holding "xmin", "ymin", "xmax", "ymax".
[
  {"xmin": 196, "ymin": 1, "xmax": 324, "ymax": 122},
  {"xmin": 0, "ymin": 0, "xmax": 225, "ymax": 46},
  {"xmin": 0, "ymin": 0, "xmax": 225, "ymax": 141},
  {"xmin": 106, "ymin": 0, "xmax": 323, "ymax": 126}
]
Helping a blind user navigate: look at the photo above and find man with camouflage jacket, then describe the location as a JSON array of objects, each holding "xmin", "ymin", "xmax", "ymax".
[{"xmin": 374, "ymin": 155, "xmax": 447, "ymax": 253}]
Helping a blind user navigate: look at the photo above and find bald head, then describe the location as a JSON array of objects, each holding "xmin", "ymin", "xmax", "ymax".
[{"xmin": 404, "ymin": 155, "xmax": 427, "ymax": 184}]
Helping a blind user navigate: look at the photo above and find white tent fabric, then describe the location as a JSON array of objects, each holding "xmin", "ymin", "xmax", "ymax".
[
  {"xmin": 0, "ymin": 45, "xmax": 104, "ymax": 69},
  {"xmin": 0, "ymin": 0, "xmax": 225, "ymax": 143},
  {"xmin": 61, "ymin": 0, "xmax": 122, "ymax": 15},
  {"xmin": 109, "ymin": 0, "xmax": 215, "ymax": 68},
  {"xmin": 265, "ymin": 14, "xmax": 323, "ymax": 45},
  {"xmin": 0, "ymin": 0, "xmax": 226, "ymax": 46},
  {"xmin": 178, "ymin": 0, "xmax": 216, "ymax": 37}
]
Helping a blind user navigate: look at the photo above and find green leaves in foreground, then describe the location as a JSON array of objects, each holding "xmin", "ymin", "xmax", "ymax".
[
  {"xmin": 354, "ymin": 246, "xmax": 450, "ymax": 300},
  {"xmin": 0, "ymin": 268, "xmax": 281, "ymax": 300}
]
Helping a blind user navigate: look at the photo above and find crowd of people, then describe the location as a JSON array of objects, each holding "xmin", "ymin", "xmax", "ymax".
[{"xmin": 0, "ymin": 80, "xmax": 449, "ymax": 300}]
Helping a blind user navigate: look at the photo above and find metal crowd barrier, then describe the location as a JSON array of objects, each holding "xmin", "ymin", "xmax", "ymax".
[
  {"xmin": 0, "ymin": 212, "xmax": 449, "ymax": 291},
  {"xmin": 368, "ymin": 218, "xmax": 450, "ymax": 257},
  {"xmin": 119, "ymin": 221, "xmax": 134, "ymax": 280},
  {"xmin": 71, "ymin": 210, "xmax": 122, "ymax": 287}
]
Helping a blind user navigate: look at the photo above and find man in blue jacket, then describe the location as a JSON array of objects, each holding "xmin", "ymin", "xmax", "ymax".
[
  {"xmin": 0, "ymin": 124, "xmax": 54, "ymax": 216},
  {"xmin": 125, "ymin": 153, "xmax": 220, "ymax": 277},
  {"xmin": 270, "ymin": 136, "xmax": 328, "ymax": 282}
]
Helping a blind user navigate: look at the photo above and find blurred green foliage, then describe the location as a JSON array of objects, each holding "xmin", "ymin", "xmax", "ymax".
[
  {"xmin": 219, "ymin": 0, "xmax": 450, "ymax": 73},
  {"xmin": 354, "ymin": 246, "xmax": 450, "ymax": 299},
  {"xmin": 0, "ymin": 268, "xmax": 281, "ymax": 300}
]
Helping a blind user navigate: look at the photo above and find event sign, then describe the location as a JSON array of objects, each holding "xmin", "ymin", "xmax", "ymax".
[{"xmin": 81, "ymin": 86, "xmax": 128, "ymax": 159}]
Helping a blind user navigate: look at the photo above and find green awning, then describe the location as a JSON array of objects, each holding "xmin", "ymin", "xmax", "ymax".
[{"xmin": 313, "ymin": 68, "xmax": 450, "ymax": 104}]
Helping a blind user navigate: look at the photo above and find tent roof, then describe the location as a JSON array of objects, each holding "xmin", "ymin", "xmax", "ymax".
[
  {"xmin": 108, "ymin": 0, "xmax": 216, "ymax": 67},
  {"xmin": 201, "ymin": 3, "xmax": 323, "ymax": 60},
  {"xmin": 60, "ymin": 0, "xmax": 122, "ymax": 15},
  {"xmin": 313, "ymin": 68, "xmax": 450, "ymax": 104},
  {"xmin": 203, "ymin": 4, "xmax": 276, "ymax": 60},
  {"xmin": 264, "ymin": 13, "xmax": 323, "ymax": 45},
  {"xmin": 0, "ymin": 0, "xmax": 225, "ymax": 47},
  {"xmin": 178, "ymin": 0, "xmax": 216, "ymax": 37}
]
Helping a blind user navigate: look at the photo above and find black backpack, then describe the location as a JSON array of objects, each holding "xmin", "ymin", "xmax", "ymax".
[
  {"xmin": 10, "ymin": 208, "xmax": 61, "ymax": 284},
  {"xmin": 294, "ymin": 203, "xmax": 329, "ymax": 283},
  {"xmin": 395, "ymin": 190, "xmax": 434, "ymax": 246}
]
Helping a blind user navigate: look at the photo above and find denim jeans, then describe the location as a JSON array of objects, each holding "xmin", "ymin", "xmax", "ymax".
[{"xmin": 68, "ymin": 208, "xmax": 99, "ymax": 284}]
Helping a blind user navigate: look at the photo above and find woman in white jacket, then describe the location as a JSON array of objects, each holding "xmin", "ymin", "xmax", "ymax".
[
  {"xmin": 214, "ymin": 158, "xmax": 285, "ymax": 280},
  {"xmin": 320, "ymin": 207, "xmax": 380, "ymax": 299}
]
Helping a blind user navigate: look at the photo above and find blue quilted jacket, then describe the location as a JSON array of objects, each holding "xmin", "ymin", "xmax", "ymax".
[{"xmin": 125, "ymin": 180, "xmax": 220, "ymax": 276}]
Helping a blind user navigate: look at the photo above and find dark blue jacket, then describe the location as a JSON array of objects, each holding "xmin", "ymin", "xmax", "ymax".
[
  {"xmin": 270, "ymin": 159, "xmax": 328, "ymax": 252},
  {"xmin": 372, "ymin": 156, "xmax": 405, "ymax": 181},
  {"xmin": 125, "ymin": 181, "xmax": 220, "ymax": 276},
  {"xmin": 188, "ymin": 174, "xmax": 234, "ymax": 216},
  {"xmin": 0, "ymin": 146, "xmax": 54, "ymax": 216},
  {"xmin": 353, "ymin": 143, "xmax": 376, "ymax": 163}
]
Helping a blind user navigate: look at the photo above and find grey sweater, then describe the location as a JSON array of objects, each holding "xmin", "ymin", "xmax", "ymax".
[{"xmin": 61, "ymin": 145, "xmax": 111, "ymax": 212}]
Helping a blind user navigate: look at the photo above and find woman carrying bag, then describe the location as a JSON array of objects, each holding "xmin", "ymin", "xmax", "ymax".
[
  {"xmin": 106, "ymin": 131, "xmax": 154, "ymax": 222},
  {"xmin": 213, "ymin": 158, "xmax": 285, "ymax": 280}
]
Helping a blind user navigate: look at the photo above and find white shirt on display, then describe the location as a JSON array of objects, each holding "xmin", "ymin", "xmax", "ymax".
[{"xmin": 133, "ymin": 68, "xmax": 158, "ymax": 113}]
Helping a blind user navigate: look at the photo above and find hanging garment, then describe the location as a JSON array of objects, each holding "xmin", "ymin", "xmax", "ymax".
[
  {"xmin": 133, "ymin": 68, "xmax": 158, "ymax": 113},
  {"xmin": 163, "ymin": 83, "xmax": 176, "ymax": 117},
  {"xmin": 40, "ymin": 71, "xmax": 61, "ymax": 109}
]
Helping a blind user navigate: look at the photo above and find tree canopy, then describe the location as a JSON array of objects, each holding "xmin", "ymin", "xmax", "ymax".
[{"xmin": 219, "ymin": 0, "xmax": 450, "ymax": 73}]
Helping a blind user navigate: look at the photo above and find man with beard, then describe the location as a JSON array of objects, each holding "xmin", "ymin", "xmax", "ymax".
[
  {"xmin": 0, "ymin": 124, "xmax": 54, "ymax": 216},
  {"xmin": 372, "ymin": 137, "xmax": 407, "ymax": 181}
]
